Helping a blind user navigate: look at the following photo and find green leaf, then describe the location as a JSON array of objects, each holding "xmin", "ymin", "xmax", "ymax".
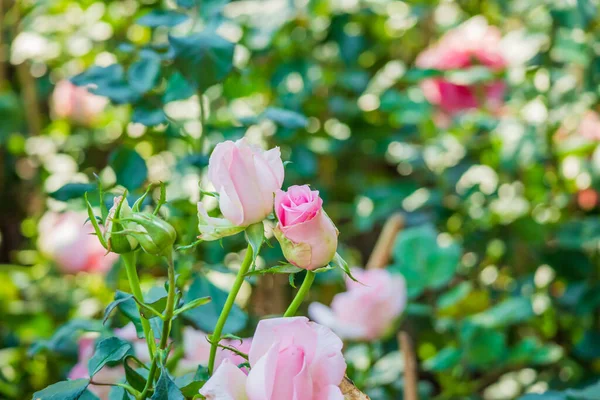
[
  {"xmin": 49, "ymin": 183, "xmax": 96, "ymax": 202},
  {"xmin": 460, "ymin": 323, "xmax": 506, "ymax": 368},
  {"xmin": 262, "ymin": 108, "xmax": 308, "ymax": 129},
  {"xmin": 151, "ymin": 366, "xmax": 185, "ymax": 400},
  {"xmin": 423, "ymin": 347, "xmax": 462, "ymax": 372},
  {"xmin": 29, "ymin": 319, "xmax": 104, "ymax": 356},
  {"xmin": 175, "ymin": 366, "xmax": 209, "ymax": 398},
  {"xmin": 32, "ymin": 379, "xmax": 90, "ymax": 400},
  {"xmin": 103, "ymin": 292, "xmax": 134, "ymax": 325},
  {"xmin": 469, "ymin": 297, "xmax": 534, "ymax": 329},
  {"xmin": 163, "ymin": 73, "xmax": 196, "ymax": 103},
  {"xmin": 330, "ymin": 252, "xmax": 359, "ymax": 282},
  {"xmin": 136, "ymin": 10, "xmax": 189, "ymax": 27},
  {"xmin": 84, "ymin": 192, "xmax": 108, "ymax": 249},
  {"xmin": 115, "ymin": 291, "xmax": 144, "ymax": 338},
  {"xmin": 183, "ymin": 274, "xmax": 247, "ymax": 334},
  {"xmin": 245, "ymin": 221, "xmax": 264, "ymax": 270},
  {"xmin": 132, "ymin": 106, "xmax": 167, "ymax": 127},
  {"xmin": 109, "ymin": 148, "xmax": 148, "ymax": 191},
  {"xmin": 173, "ymin": 296, "xmax": 211, "ymax": 316},
  {"xmin": 124, "ymin": 359, "xmax": 148, "ymax": 392},
  {"xmin": 71, "ymin": 65, "xmax": 139, "ymax": 104},
  {"xmin": 88, "ymin": 337, "xmax": 133, "ymax": 377},
  {"xmin": 391, "ymin": 225, "xmax": 460, "ymax": 297},
  {"xmin": 437, "ymin": 282, "xmax": 472, "ymax": 310},
  {"xmin": 170, "ymin": 31, "xmax": 235, "ymax": 91},
  {"xmin": 128, "ymin": 52, "xmax": 161, "ymax": 94},
  {"xmin": 402, "ymin": 68, "xmax": 443, "ymax": 82}
]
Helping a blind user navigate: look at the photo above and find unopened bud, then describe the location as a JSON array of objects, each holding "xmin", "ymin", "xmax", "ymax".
[
  {"xmin": 105, "ymin": 196, "xmax": 139, "ymax": 254},
  {"xmin": 120, "ymin": 212, "xmax": 176, "ymax": 257}
]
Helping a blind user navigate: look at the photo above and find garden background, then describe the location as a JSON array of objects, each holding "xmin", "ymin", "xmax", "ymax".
[{"xmin": 1, "ymin": 0, "xmax": 600, "ymax": 399}]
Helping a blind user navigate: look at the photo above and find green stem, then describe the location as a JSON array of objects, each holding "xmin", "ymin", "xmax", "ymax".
[
  {"xmin": 139, "ymin": 251, "xmax": 177, "ymax": 399},
  {"xmin": 122, "ymin": 252, "xmax": 155, "ymax": 358},
  {"xmin": 283, "ymin": 271, "xmax": 316, "ymax": 317},
  {"xmin": 208, "ymin": 244, "xmax": 253, "ymax": 374}
]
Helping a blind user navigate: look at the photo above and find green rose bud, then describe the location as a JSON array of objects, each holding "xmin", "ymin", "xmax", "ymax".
[
  {"xmin": 118, "ymin": 212, "xmax": 177, "ymax": 257},
  {"xmin": 104, "ymin": 196, "xmax": 139, "ymax": 254}
]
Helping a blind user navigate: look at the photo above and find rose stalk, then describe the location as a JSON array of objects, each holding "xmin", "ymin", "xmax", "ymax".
[
  {"xmin": 273, "ymin": 185, "xmax": 339, "ymax": 317},
  {"xmin": 197, "ymin": 139, "xmax": 285, "ymax": 374}
]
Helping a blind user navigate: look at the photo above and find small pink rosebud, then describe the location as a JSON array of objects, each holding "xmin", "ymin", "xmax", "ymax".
[{"xmin": 273, "ymin": 185, "xmax": 338, "ymax": 270}]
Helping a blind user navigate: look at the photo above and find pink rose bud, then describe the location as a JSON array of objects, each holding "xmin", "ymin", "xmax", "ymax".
[
  {"xmin": 199, "ymin": 317, "xmax": 347, "ymax": 400},
  {"xmin": 416, "ymin": 16, "xmax": 506, "ymax": 115},
  {"xmin": 52, "ymin": 80, "xmax": 108, "ymax": 124},
  {"xmin": 309, "ymin": 268, "xmax": 407, "ymax": 341},
  {"xmin": 37, "ymin": 211, "xmax": 117, "ymax": 274},
  {"xmin": 273, "ymin": 185, "xmax": 338, "ymax": 270},
  {"xmin": 197, "ymin": 138, "xmax": 284, "ymax": 241}
]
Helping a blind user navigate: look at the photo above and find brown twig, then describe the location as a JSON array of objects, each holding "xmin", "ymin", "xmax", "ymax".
[
  {"xmin": 366, "ymin": 213, "xmax": 419, "ymax": 400},
  {"xmin": 400, "ymin": 331, "xmax": 419, "ymax": 400},
  {"xmin": 365, "ymin": 213, "xmax": 404, "ymax": 269},
  {"xmin": 340, "ymin": 376, "xmax": 370, "ymax": 400}
]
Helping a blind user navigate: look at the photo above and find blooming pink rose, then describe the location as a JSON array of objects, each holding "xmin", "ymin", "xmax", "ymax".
[
  {"xmin": 198, "ymin": 139, "xmax": 284, "ymax": 240},
  {"xmin": 273, "ymin": 185, "xmax": 338, "ymax": 270},
  {"xmin": 309, "ymin": 268, "xmax": 406, "ymax": 341},
  {"xmin": 416, "ymin": 16, "xmax": 506, "ymax": 115},
  {"xmin": 180, "ymin": 327, "xmax": 252, "ymax": 373},
  {"xmin": 38, "ymin": 211, "xmax": 117, "ymax": 274},
  {"xmin": 52, "ymin": 80, "xmax": 108, "ymax": 124},
  {"xmin": 200, "ymin": 317, "xmax": 346, "ymax": 400}
]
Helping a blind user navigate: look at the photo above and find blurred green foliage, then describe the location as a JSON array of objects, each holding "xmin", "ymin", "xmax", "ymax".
[{"xmin": 1, "ymin": 0, "xmax": 600, "ymax": 399}]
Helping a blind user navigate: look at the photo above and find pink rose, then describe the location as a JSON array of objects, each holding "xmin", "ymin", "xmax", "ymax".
[
  {"xmin": 309, "ymin": 268, "xmax": 407, "ymax": 341},
  {"xmin": 52, "ymin": 80, "xmax": 108, "ymax": 124},
  {"xmin": 199, "ymin": 317, "xmax": 347, "ymax": 400},
  {"xmin": 37, "ymin": 211, "xmax": 117, "ymax": 274},
  {"xmin": 416, "ymin": 16, "xmax": 506, "ymax": 115},
  {"xmin": 180, "ymin": 327, "xmax": 252, "ymax": 373},
  {"xmin": 273, "ymin": 185, "xmax": 338, "ymax": 270},
  {"xmin": 198, "ymin": 139, "xmax": 284, "ymax": 240}
]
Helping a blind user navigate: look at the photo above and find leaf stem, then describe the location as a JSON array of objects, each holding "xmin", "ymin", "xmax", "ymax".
[
  {"xmin": 121, "ymin": 252, "xmax": 156, "ymax": 358},
  {"xmin": 139, "ymin": 251, "xmax": 178, "ymax": 399},
  {"xmin": 283, "ymin": 270, "xmax": 316, "ymax": 317},
  {"xmin": 208, "ymin": 244, "xmax": 253, "ymax": 374}
]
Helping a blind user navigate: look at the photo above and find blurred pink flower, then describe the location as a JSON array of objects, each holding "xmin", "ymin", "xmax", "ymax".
[
  {"xmin": 416, "ymin": 16, "xmax": 506, "ymax": 115},
  {"xmin": 37, "ymin": 211, "xmax": 117, "ymax": 274},
  {"xmin": 52, "ymin": 80, "xmax": 108, "ymax": 124},
  {"xmin": 309, "ymin": 268, "xmax": 407, "ymax": 341},
  {"xmin": 180, "ymin": 327, "xmax": 252, "ymax": 373},
  {"xmin": 273, "ymin": 185, "xmax": 339, "ymax": 270},
  {"xmin": 200, "ymin": 317, "xmax": 346, "ymax": 400},
  {"xmin": 578, "ymin": 111, "xmax": 600, "ymax": 141}
]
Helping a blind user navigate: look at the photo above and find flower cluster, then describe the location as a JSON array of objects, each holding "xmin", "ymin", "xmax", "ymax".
[{"xmin": 197, "ymin": 138, "xmax": 339, "ymax": 271}]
